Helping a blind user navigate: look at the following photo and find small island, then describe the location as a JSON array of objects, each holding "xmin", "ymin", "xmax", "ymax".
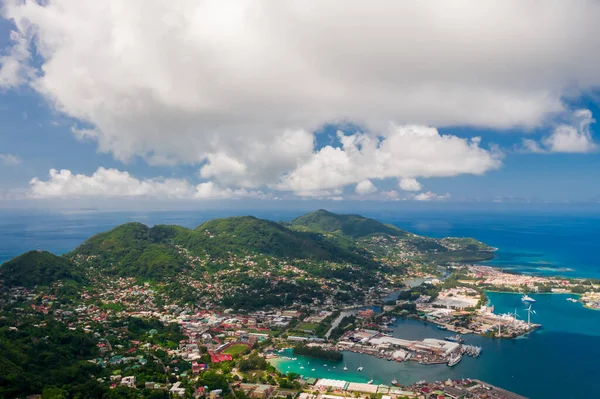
[{"xmin": 292, "ymin": 343, "xmax": 343, "ymax": 361}]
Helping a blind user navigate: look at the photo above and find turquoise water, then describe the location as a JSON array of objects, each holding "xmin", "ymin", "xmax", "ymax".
[
  {"xmin": 271, "ymin": 292, "xmax": 600, "ymax": 399},
  {"xmin": 2, "ymin": 208, "xmax": 600, "ymax": 398}
]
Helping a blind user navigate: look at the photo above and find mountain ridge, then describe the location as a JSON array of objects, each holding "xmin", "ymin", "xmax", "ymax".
[{"xmin": 0, "ymin": 210, "xmax": 494, "ymax": 289}]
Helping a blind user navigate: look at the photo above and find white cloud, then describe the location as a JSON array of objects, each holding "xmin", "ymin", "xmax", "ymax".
[
  {"xmin": 0, "ymin": 153, "xmax": 21, "ymax": 165},
  {"xmin": 2, "ymin": 0, "xmax": 600, "ymax": 192},
  {"xmin": 521, "ymin": 109, "xmax": 597, "ymax": 154},
  {"xmin": 399, "ymin": 177, "xmax": 422, "ymax": 192},
  {"xmin": 278, "ymin": 125, "xmax": 501, "ymax": 193},
  {"xmin": 29, "ymin": 167, "xmax": 268, "ymax": 199},
  {"xmin": 194, "ymin": 181, "xmax": 270, "ymax": 200},
  {"xmin": 355, "ymin": 179, "xmax": 377, "ymax": 195},
  {"xmin": 520, "ymin": 139, "xmax": 546, "ymax": 153},
  {"xmin": 381, "ymin": 190, "xmax": 400, "ymax": 201},
  {"xmin": 0, "ymin": 30, "xmax": 32, "ymax": 88},
  {"xmin": 29, "ymin": 168, "xmax": 194, "ymax": 199},
  {"xmin": 412, "ymin": 191, "xmax": 450, "ymax": 201},
  {"xmin": 543, "ymin": 109, "xmax": 596, "ymax": 153}
]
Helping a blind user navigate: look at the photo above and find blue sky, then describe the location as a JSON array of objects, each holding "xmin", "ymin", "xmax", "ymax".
[{"xmin": 1, "ymin": 1, "xmax": 600, "ymax": 206}]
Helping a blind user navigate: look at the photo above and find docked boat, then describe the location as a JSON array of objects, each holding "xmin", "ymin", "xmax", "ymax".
[
  {"xmin": 521, "ymin": 294, "xmax": 536, "ymax": 302},
  {"xmin": 447, "ymin": 353, "xmax": 462, "ymax": 367},
  {"xmin": 391, "ymin": 380, "xmax": 402, "ymax": 387},
  {"xmin": 444, "ymin": 334, "xmax": 465, "ymax": 343},
  {"xmin": 437, "ymin": 325, "xmax": 448, "ymax": 330},
  {"xmin": 343, "ymin": 362, "xmax": 348, "ymax": 371}
]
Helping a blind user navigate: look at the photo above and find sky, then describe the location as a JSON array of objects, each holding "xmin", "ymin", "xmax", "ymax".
[{"xmin": 0, "ymin": 0, "xmax": 600, "ymax": 208}]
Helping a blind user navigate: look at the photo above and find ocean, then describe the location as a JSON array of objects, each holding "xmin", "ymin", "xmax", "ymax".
[{"xmin": 1, "ymin": 207, "xmax": 600, "ymax": 398}]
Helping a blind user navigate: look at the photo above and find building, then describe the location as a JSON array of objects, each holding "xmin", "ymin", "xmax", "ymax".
[
  {"xmin": 239, "ymin": 384, "xmax": 275, "ymax": 398},
  {"xmin": 120, "ymin": 376, "xmax": 136, "ymax": 388},
  {"xmin": 170, "ymin": 381, "xmax": 186, "ymax": 396}
]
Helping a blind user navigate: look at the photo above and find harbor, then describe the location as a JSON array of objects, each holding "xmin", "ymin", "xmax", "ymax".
[
  {"xmin": 334, "ymin": 329, "xmax": 481, "ymax": 367},
  {"xmin": 270, "ymin": 291, "xmax": 600, "ymax": 399}
]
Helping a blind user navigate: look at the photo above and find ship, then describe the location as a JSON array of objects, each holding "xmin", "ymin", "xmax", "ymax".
[
  {"xmin": 391, "ymin": 380, "xmax": 402, "ymax": 387},
  {"xmin": 444, "ymin": 334, "xmax": 465, "ymax": 343},
  {"xmin": 521, "ymin": 294, "xmax": 536, "ymax": 302},
  {"xmin": 567, "ymin": 298, "xmax": 578, "ymax": 303},
  {"xmin": 447, "ymin": 353, "xmax": 462, "ymax": 367},
  {"xmin": 437, "ymin": 325, "xmax": 448, "ymax": 330}
]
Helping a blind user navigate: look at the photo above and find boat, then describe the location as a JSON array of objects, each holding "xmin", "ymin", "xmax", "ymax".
[
  {"xmin": 357, "ymin": 360, "xmax": 363, "ymax": 371},
  {"xmin": 367, "ymin": 379, "xmax": 373, "ymax": 384},
  {"xmin": 444, "ymin": 334, "xmax": 465, "ymax": 343},
  {"xmin": 437, "ymin": 325, "xmax": 448, "ymax": 330},
  {"xmin": 447, "ymin": 353, "xmax": 462, "ymax": 367},
  {"xmin": 311, "ymin": 368, "xmax": 316, "ymax": 371},
  {"xmin": 521, "ymin": 294, "xmax": 536, "ymax": 303},
  {"xmin": 391, "ymin": 380, "xmax": 402, "ymax": 387},
  {"xmin": 300, "ymin": 366, "xmax": 304, "ymax": 369},
  {"xmin": 567, "ymin": 298, "xmax": 578, "ymax": 303},
  {"xmin": 343, "ymin": 362, "xmax": 348, "ymax": 371}
]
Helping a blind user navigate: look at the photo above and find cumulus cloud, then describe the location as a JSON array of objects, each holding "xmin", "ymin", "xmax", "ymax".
[
  {"xmin": 520, "ymin": 109, "xmax": 597, "ymax": 153},
  {"xmin": 278, "ymin": 126, "xmax": 501, "ymax": 193},
  {"xmin": 399, "ymin": 178, "xmax": 422, "ymax": 192},
  {"xmin": 28, "ymin": 167, "xmax": 267, "ymax": 199},
  {"xmin": 194, "ymin": 181, "xmax": 270, "ymax": 200},
  {"xmin": 0, "ymin": 30, "xmax": 32, "ymax": 88},
  {"xmin": 0, "ymin": 153, "xmax": 21, "ymax": 165},
  {"xmin": 412, "ymin": 191, "xmax": 451, "ymax": 201},
  {"xmin": 355, "ymin": 179, "xmax": 377, "ymax": 195},
  {"xmin": 543, "ymin": 109, "xmax": 596, "ymax": 153},
  {"xmin": 2, "ymin": 0, "xmax": 600, "ymax": 193}
]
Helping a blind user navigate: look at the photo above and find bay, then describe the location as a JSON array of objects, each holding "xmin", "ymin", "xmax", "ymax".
[
  {"xmin": 1, "ymin": 207, "xmax": 600, "ymax": 398},
  {"xmin": 271, "ymin": 292, "xmax": 600, "ymax": 399}
]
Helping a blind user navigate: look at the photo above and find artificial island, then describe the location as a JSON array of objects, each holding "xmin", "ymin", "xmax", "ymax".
[{"xmin": 1, "ymin": 210, "xmax": 599, "ymax": 399}]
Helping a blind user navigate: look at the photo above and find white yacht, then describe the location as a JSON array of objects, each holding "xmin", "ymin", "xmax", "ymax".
[{"xmin": 521, "ymin": 294, "xmax": 536, "ymax": 302}]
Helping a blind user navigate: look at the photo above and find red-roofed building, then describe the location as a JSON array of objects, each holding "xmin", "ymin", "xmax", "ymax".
[{"xmin": 209, "ymin": 352, "xmax": 232, "ymax": 363}]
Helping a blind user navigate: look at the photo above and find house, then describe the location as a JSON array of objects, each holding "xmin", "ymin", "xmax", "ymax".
[
  {"xmin": 192, "ymin": 362, "xmax": 208, "ymax": 373},
  {"xmin": 120, "ymin": 376, "xmax": 136, "ymax": 388},
  {"xmin": 239, "ymin": 384, "xmax": 275, "ymax": 398},
  {"xmin": 170, "ymin": 381, "xmax": 186, "ymax": 396}
]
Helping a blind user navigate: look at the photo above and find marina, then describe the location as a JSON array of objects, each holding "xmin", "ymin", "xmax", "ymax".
[{"xmin": 270, "ymin": 291, "xmax": 600, "ymax": 399}]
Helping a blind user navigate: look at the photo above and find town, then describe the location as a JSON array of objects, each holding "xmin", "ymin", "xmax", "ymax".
[{"xmin": 2, "ymin": 211, "xmax": 599, "ymax": 398}]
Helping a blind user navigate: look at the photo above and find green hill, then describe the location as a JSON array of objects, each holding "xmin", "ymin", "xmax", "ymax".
[
  {"xmin": 288, "ymin": 209, "xmax": 408, "ymax": 238},
  {"xmin": 69, "ymin": 222, "xmax": 189, "ymax": 279},
  {"xmin": 68, "ymin": 217, "xmax": 377, "ymax": 279},
  {"xmin": 190, "ymin": 216, "xmax": 376, "ymax": 267},
  {"xmin": 0, "ymin": 250, "xmax": 86, "ymax": 288}
]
